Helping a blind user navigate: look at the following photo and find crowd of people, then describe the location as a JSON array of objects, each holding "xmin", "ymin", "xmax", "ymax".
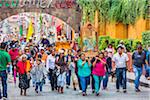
[{"xmin": 0, "ymin": 36, "xmax": 150, "ymax": 100}]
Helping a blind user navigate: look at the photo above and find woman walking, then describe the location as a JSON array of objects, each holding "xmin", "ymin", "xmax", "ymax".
[
  {"xmin": 103, "ymin": 50, "xmax": 112, "ymax": 90},
  {"xmin": 17, "ymin": 54, "xmax": 31, "ymax": 96},
  {"xmin": 77, "ymin": 53, "xmax": 91, "ymax": 96},
  {"xmin": 56, "ymin": 50, "xmax": 67, "ymax": 93},
  {"xmin": 92, "ymin": 52, "xmax": 106, "ymax": 96}
]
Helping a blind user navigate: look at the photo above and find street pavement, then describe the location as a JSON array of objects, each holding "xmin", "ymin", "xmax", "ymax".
[{"xmin": 5, "ymin": 78, "xmax": 150, "ymax": 100}]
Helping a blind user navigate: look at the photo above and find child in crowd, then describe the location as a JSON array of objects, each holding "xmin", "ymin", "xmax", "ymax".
[
  {"xmin": 69, "ymin": 58, "xmax": 78, "ymax": 91},
  {"xmin": 31, "ymin": 59, "xmax": 47, "ymax": 93}
]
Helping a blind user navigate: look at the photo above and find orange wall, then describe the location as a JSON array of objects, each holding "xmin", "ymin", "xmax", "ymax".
[
  {"xmin": 115, "ymin": 23, "xmax": 128, "ymax": 39},
  {"xmin": 98, "ymin": 18, "xmax": 149, "ymax": 40},
  {"xmin": 106, "ymin": 23, "xmax": 116, "ymax": 38},
  {"xmin": 128, "ymin": 18, "xmax": 146, "ymax": 40}
]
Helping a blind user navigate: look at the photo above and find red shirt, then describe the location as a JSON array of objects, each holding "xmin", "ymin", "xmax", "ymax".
[
  {"xmin": 17, "ymin": 61, "xmax": 27, "ymax": 75},
  {"xmin": 9, "ymin": 49, "xmax": 19, "ymax": 61}
]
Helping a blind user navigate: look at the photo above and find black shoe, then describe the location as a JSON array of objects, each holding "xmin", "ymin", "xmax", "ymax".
[
  {"xmin": 135, "ymin": 88, "xmax": 141, "ymax": 92},
  {"xmin": 74, "ymin": 88, "xmax": 76, "ymax": 91},
  {"xmin": 35, "ymin": 89, "xmax": 38, "ymax": 93},
  {"xmin": 66, "ymin": 86, "xmax": 69, "ymax": 89},
  {"xmin": 123, "ymin": 90, "xmax": 127, "ymax": 93},
  {"xmin": 20, "ymin": 89, "xmax": 23, "ymax": 95},
  {"xmin": 92, "ymin": 90, "xmax": 95, "ymax": 93},
  {"xmin": 52, "ymin": 88, "xmax": 54, "ymax": 91},
  {"xmin": 96, "ymin": 93, "xmax": 100, "ymax": 96}
]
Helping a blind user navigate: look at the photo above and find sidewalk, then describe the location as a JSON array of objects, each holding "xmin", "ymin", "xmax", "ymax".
[{"xmin": 127, "ymin": 72, "xmax": 150, "ymax": 88}]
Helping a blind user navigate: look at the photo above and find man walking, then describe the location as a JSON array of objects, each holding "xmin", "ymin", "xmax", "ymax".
[
  {"xmin": 112, "ymin": 46, "xmax": 129, "ymax": 93},
  {"xmin": 132, "ymin": 45, "xmax": 146, "ymax": 92},
  {"xmin": 0, "ymin": 42, "xmax": 11, "ymax": 99}
]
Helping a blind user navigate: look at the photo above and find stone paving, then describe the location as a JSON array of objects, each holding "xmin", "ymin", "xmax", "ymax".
[{"xmin": 5, "ymin": 78, "xmax": 150, "ymax": 100}]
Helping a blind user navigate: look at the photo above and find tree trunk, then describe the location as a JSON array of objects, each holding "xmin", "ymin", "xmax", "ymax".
[
  {"xmin": 125, "ymin": 24, "xmax": 128, "ymax": 39},
  {"xmin": 95, "ymin": 10, "xmax": 99, "ymax": 50},
  {"xmin": 104, "ymin": 20, "xmax": 107, "ymax": 35}
]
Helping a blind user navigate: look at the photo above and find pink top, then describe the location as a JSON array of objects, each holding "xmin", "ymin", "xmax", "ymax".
[{"xmin": 92, "ymin": 59, "xmax": 106, "ymax": 76}]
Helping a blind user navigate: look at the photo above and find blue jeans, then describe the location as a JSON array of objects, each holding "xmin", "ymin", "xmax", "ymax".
[
  {"xmin": 133, "ymin": 65, "xmax": 143, "ymax": 89},
  {"xmin": 76, "ymin": 74, "xmax": 82, "ymax": 90},
  {"xmin": 66, "ymin": 70, "xmax": 71, "ymax": 86},
  {"xmin": 0, "ymin": 70, "xmax": 7, "ymax": 98},
  {"xmin": 116, "ymin": 68, "xmax": 127, "ymax": 90},
  {"xmin": 35, "ymin": 82, "xmax": 43, "ymax": 92},
  {"xmin": 103, "ymin": 72, "xmax": 109, "ymax": 89},
  {"xmin": 144, "ymin": 65, "xmax": 150, "ymax": 78},
  {"xmin": 79, "ymin": 76, "xmax": 90, "ymax": 93},
  {"xmin": 91, "ymin": 75, "xmax": 95, "ymax": 90}
]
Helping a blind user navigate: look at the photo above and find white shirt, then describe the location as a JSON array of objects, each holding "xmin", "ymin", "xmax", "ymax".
[
  {"xmin": 112, "ymin": 53, "xmax": 129, "ymax": 68},
  {"xmin": 46, "ymin": 54, "xmax": 55, "ymax": 71}
]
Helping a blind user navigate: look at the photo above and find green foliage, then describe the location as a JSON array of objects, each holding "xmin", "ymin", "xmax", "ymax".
[
  {"xmin": 108, "ymin": 0, "xmax": 147, "ymax": 25},
  {"xmin": 142, "ymin": 31, "xmax": 150, "ymax": 46},
  {"xmin": 77, "ymin": 0, "xmax": 148, "ymax": 25},
  {"xmin": 75, "ymin": 37, "xmax": 81, "ymax": 47},
  {"xmin": 98, "ymin": 36, "xmax": 110, "ymax": 50},
  {"xmin": 132, "ymin": 40, "xmax": 141, "ymax": 51},
  {"xmin": 98, "ymin": 36, "xmax": 141, "ymax": 52}
]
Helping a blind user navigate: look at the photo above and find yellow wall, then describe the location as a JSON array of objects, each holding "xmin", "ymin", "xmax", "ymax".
[
  {"xmin": 115, "ymin": 23, "xmax": 128, "ymax": 39},
  {"xmin": 128, "ymin": 18, "xmax": 146, "ymax": 40},
  {"xmin": 106, "ymin": 23, "xmax": 116, "ymax": 38},
  {"xmin": 98, "ymin": 18, "xmax": 149, "ymax": 40}
]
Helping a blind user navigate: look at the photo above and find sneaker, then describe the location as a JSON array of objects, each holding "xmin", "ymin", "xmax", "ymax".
[
  {"xmin": 79, "ymin": 90, "xmax": 82, "ymax": 93},
  {"xmin": 3, "ymin": 97, "xmax": 7, "ymax": 100},
  {"xmin": 135, "ymin": 88, "xmax": 141, "ymax": 92},
  {"xmin": 82, "ymin": 92, "xmax": 86, "ymax": 96}
]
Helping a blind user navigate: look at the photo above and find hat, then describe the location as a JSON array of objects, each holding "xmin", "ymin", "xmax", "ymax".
[
  {"xmin": 12, "ymin": 45, "xmax": 16, "ymax": 48},
  {"xmin": 29, "ymin": 37, "xmax": 32, "ymax": 40},
  {"xmin": 40, "ymin": 47, "xmax": 45, "ymax": 50},
  {"xmin": 59, "ymin": 49, "xmax": 64, "ymax": 54},
  {"xmin": 119, "ymin": 40, "xmax": 124, "ymax": 44},
  {"xmin": 25, "ymin": 47, "xmax": 29, "ymax": 50},
  {"xmin": 21, "ymin": 54, "xmax": 27, "ymax": 59},
  {"xmin": 43, "ymin": 36, "xmax": 46, "ymax": 38},
  {"xmin": 117, "ymin": 45, "xmax": 124, "ymax": 49}
]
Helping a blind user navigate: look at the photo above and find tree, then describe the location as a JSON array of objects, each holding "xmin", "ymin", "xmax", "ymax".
[
  {"xmin": 108, "ymin": 0, "xmax": 147, "ymax": 38},
  {"xmin": 108, "ymin": 0, "xmax": 147, "ymax": 25}
]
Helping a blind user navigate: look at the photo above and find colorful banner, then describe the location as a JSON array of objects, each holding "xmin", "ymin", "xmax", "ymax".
[{"xmin": 27, "ymin": 20, "xmax": 34, "ymax": 42}]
